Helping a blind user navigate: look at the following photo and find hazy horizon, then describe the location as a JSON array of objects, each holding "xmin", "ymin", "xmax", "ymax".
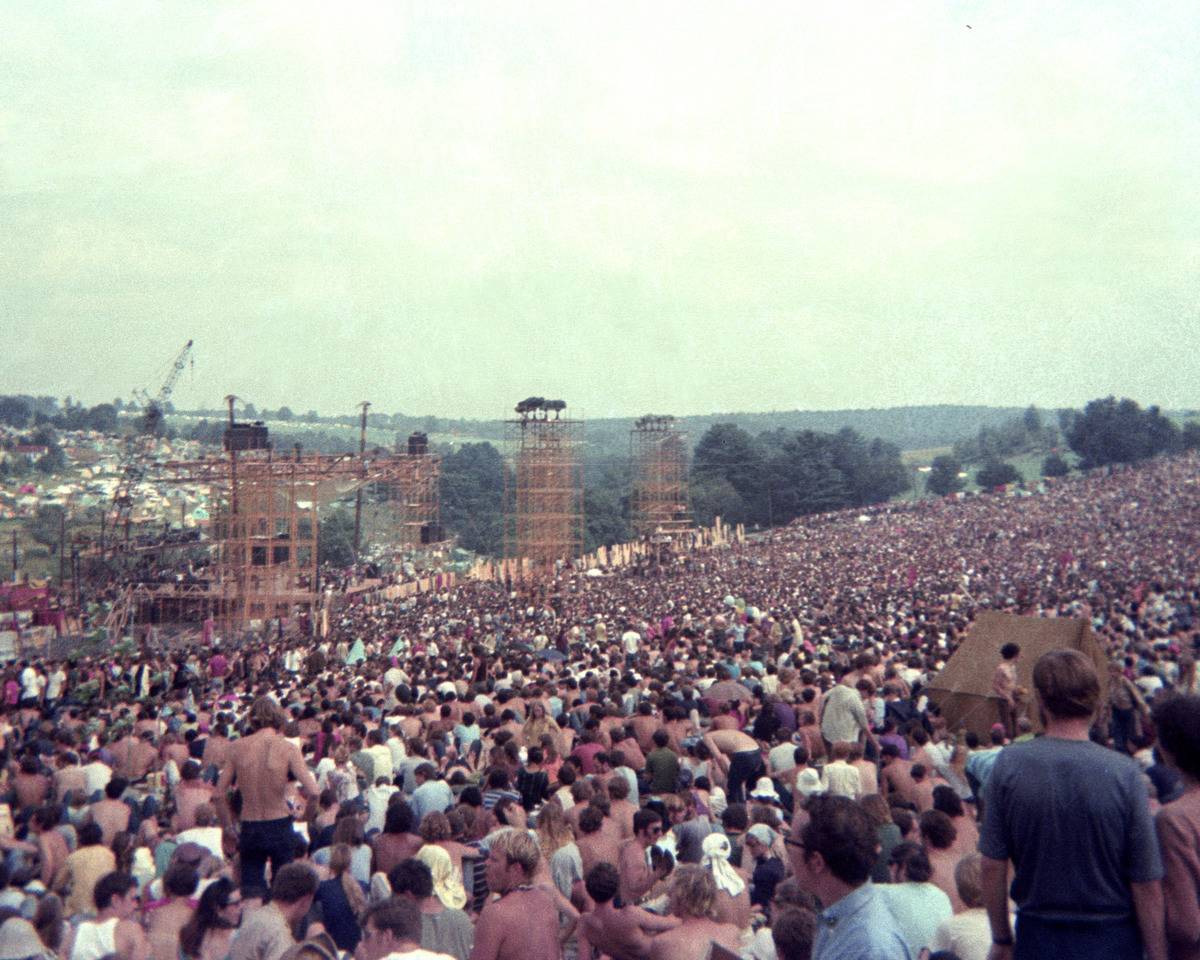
[{"xmin": 4, "ymin": 2, "xmax": 1198, "ymax": 419}]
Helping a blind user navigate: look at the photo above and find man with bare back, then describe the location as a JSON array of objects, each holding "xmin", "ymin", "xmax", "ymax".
[
  {"xmin": 577, "ymin": 806, "xmax": 623, "ymax": 878},
  {"xmin": 216, "ymin": 696, "xmax": 317, "ymax": 890},
  {"xmin": 879, "ymin": 743, "xmax": 919, "ymax": 807},
  {"xmin": 648, "ymin": 866, "xmax": 741, "ymax": 960},
  {"xmin": 470, "ymin": 828, "xmax": 569, "ymax": 960},
  {"xmin": 702, "ymin": 728, "xmax": 764, "ymax": 804},
  {"xmin": 577, "ymin": 863, "xmax": 678, "ymax": 960}
]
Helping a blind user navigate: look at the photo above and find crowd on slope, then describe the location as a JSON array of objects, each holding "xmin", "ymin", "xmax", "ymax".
[{"xmin": 0, "ymin": 453, "xmax": 1198, "ymax": 960}]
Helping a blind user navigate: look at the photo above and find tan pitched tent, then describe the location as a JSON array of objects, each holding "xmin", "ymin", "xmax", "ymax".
[{"xmin": 924, "ymin": 611, "xmax": 1107, "ymax": 737}]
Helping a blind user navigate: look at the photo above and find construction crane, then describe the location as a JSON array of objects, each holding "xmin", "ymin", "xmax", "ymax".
[
  {"xmin": 106, "ymin": 339, "xmax": 195, "ymax": 552},
  {"xmin": 133, "ymin": 339, "xmax": 194, "ymax": 436}
]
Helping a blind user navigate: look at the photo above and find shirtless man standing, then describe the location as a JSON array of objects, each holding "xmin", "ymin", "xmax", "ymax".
[
  {"xmin": 702, "ymin": 728, "xmax": 764, "ymax": 804},
  {"xmin": 648, "ymin": 867, "xmax": 741, "ymax": 960},
  {"xmin": 992, "ymin": 642, "xmax": 1021, "ymax": 740},
  {"xmin": 216, "ymin": 697, "xmax": 317, "ymax": 890},
  {"xmin": 471, "ymin": 829, "xmax": 569, "ymax": 960},
  {"xmin": 577, "ymin": 863, "xmax": 678, "ymax": 960},
  {"xmin": 879, "ymin": 743, "xmax": 918, "ymax": 807},
  {"xmin": 578, "ymin": 807, "xmax": 623, "ymax": 878}
]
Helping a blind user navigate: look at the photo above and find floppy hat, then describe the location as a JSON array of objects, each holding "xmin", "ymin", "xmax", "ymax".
[{"xmin": 749, "ymin": 777, "xmax": 780, "ymax": 802}]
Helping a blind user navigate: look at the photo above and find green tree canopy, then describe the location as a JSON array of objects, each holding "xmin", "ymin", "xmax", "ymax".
[
  {"xmin": 584, "ymin": 481, "xmax": 629, "ymax": 553},
  {"xmin": 927, "ymin": 455, "xmax": 964, "ymax": 496},
  {"xmin": 1065, "ymin": 396, "xmax": 1180, "ymax": 468},
  {"xmin": 690, "ymin": 475, "xmax": 749, "ymax": 526},
  {"xmin": 1182, "ymin": 422, "xmax": 1200, "ymax": 451},
  {"xmin": 976, "ymin": 458, "xmax": 1021, "ymax": 489},
  {"xmin": 691, "ymin": 422, "xmax": 765, "ymax": 517},
  {"xmin": 0, "ymin": 397, "xmax": 31, "ymax": 427},
  {"xmin": 1041, "ymin": 453, "xmax": 1070, "ymax": 477},
  {"xmin": 318, "ymin": 510, "xmax": 356, "ymax": 568},
  {"xmin": 440, "ymin": 442, "xmax": 504, "ymax": 555},
  {"xmin": 690, "ymin": 421, "xmax": 910, "ymax": 527}
]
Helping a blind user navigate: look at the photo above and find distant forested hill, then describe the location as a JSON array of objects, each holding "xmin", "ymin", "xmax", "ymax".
[
  {"xmin": 174, "ymin": 403, "xmax": 1025, "ymax": 458},
  {"xmin": 582, "ymin": 405, "xmax": 1026, "ymax": 456}
]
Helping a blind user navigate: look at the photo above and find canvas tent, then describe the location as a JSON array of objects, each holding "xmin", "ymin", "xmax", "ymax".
[{"xmin": 924, "ymin": 611, "xmax": 1107, "ymax": 738}]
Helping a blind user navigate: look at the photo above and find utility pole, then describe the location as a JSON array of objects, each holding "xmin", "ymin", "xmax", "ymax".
[
  {"xmin": 9, "ymin": 530, "xmax": 16, "ymax": 583},
  {"xmin": 59, "ymin": 509, "xmax": 67, "ymax": 584},
  {"xmin": 353, "ymin": 401, "xmax": 371, "ymax": 561},
  {"xmin": 224, "ymin": 394, "xmax": 241, "ymax": 637}
]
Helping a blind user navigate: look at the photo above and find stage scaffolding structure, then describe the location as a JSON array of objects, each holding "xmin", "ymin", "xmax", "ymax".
[
  {"xmin": 140, "ymin": 424, "xmax": 439, "ymax": 636},
  {"xmin": 630, "ymin": 415, "xmax": 691, "ymax": 540},
  {"xmin": 366, "ymin": 432, "xmax": 442, "ymax": 551},
  {"xmin": 504, "ymin": 399, "xmax": 584, "ymax": 571}
]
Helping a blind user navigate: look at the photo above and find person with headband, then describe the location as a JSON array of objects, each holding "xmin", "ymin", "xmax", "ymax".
[
  {"xmin": 700, "ymin": 833, "xmax": 750, "ymax": 931},
  {"xmin": 744, "ymin": 825, "xmax": 786, "ymax": 913}
]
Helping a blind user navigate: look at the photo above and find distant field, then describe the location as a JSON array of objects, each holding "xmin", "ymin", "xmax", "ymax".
[
  {"xmin": 895, "ymin": 444, "xmax": 1084, "ymax": 499},
  {"xmin": 901, "ymin": 446, "xmax": 952, "ymax": 467}
]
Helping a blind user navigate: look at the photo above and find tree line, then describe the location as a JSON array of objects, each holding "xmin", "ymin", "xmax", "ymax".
[
  {"xmin": 427, "ymin": 424, "xmax": 912, "ymax": 557},
  {"xmin": 926, "ymin": 397, "xmax": 1200, "ymax": 496},
  {"xmin": 0, "ymin": 395, "xmax": 119, "ymax": 434}
]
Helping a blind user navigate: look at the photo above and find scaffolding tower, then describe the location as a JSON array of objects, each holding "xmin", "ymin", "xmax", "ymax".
[
  {"xmin": 368, "ymin": 432, "xmax": 443, "ymax": 550},
  {"xmin": 631, "ymin": 415, "xmax": 691, "ymax": 539},
  {"xmin": 504, "ymin": 399, "xmax": 584, "ymax": 570},
  {"xmin": 157, "ymin": 443, "xmax": 428, "ymax": 636}
]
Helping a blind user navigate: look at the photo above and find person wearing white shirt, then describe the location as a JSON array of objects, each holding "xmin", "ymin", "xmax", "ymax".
[
  {"xmin": 929, "ymin": 852, "xmax": 1001, "ymax": 960},
  {"xmin": 621, "ymin": 628, "xmax": 641, "ymax": 663},
  {"xmin": 46, "ymin": 665, "xmax": 67, "ymax": 704},
  {"xmin": 767, "ymin": 738, "xmax": 798, "ymax": 777},
  {"xmin": 81, "ymin": 756, "xmax": 113, "ymax": 799},
  {"xmin": 384, "ymin": 666, "xmax": 408, "ymax": 690},
  {"xmin": 1135, "ymin": 669, "xmax": 1164, "ymax": 701},
  {"xmin": 820, "ymin": 743, "xmax": 862, "ymax": 800},
  {"xmin": 878, "ymin": 842, "xmax": 953, "ymax": 959},
  {"xmin": 365, "ymin": 730, "xmax": 394, "ymax": 783},
  {"xmin": 410, "ymin": 765, "xmax": 453, "ymax": 822},
  {"xmin": 364, "ymin": 781, "xmax": 399, "ymax": 834},
  {"xmin": 19, "ymin": 664, "xmax": 41, "ymax": 706},
  {"xmin": 386, "ymin": 727, "xmax": 408, "ymax": 771}
]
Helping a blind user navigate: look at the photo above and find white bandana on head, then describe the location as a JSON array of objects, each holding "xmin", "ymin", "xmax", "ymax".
[{"xmin": 701, "ymin": 833, "xmax": 746, "ymax": 897}]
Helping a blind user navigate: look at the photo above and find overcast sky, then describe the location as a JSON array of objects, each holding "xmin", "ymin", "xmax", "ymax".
[{"xmin": 2, "ymin": 1, "xmax": 1198, "ymax": 420}]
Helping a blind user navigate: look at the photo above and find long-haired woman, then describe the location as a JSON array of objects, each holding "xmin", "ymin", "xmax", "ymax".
[
  {"xmin": 179, "ymin": 877, "xmax": 243, "ymax": 960},
  {"xmin": 314, "ymin": 843, "xmax": 367, "ymax": 953}
]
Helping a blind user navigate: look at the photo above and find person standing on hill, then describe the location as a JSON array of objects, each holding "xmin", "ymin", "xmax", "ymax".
[
  {"xmin": 992, "ymin": 643, "xmax": 1021, "ymax": 740},
  {"xmin": 216, "ymin": 697, "xmax": 317, "ymax": 890},
  {"xmin": 979, "ymin": 650, "xmax": 1166, "ymax": 960}
]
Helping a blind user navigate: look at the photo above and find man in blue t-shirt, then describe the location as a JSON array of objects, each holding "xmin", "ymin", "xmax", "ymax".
[{"xmin": 979, "ymin": 649, "xmax": 1166, "ymax": 960}]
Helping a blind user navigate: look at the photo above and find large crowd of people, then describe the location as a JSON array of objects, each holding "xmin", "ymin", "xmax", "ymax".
[{"xmin": 0, "ymin": 451, "xmax": 1199, "ymax": 960}]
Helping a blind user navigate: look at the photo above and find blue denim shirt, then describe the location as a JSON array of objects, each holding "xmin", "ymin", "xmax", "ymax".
[{"xmin": 813, "ymin": 881, "xmax": 912, "ymax": 960}]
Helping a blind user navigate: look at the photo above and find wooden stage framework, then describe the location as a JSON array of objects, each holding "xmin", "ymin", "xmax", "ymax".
[
  {"xmin": 503, "ymin": 401, "xmax": 584, "ymax": 572},
  {"xmin": 124, "ymin": 443, "xmax": 440, "ymax": 636},
  {"xmin": 630, "ymin": 415, "xmax": 691, "ymax": 540}
]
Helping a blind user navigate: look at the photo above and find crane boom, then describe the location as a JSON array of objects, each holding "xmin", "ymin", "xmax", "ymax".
[
  {"xmin": 107, "ymin": 339, "xmax": 195, "ymax": 554},
  {"xmin": 154, "ymin": 338, "xmax": 194, "ymax": 408}
]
